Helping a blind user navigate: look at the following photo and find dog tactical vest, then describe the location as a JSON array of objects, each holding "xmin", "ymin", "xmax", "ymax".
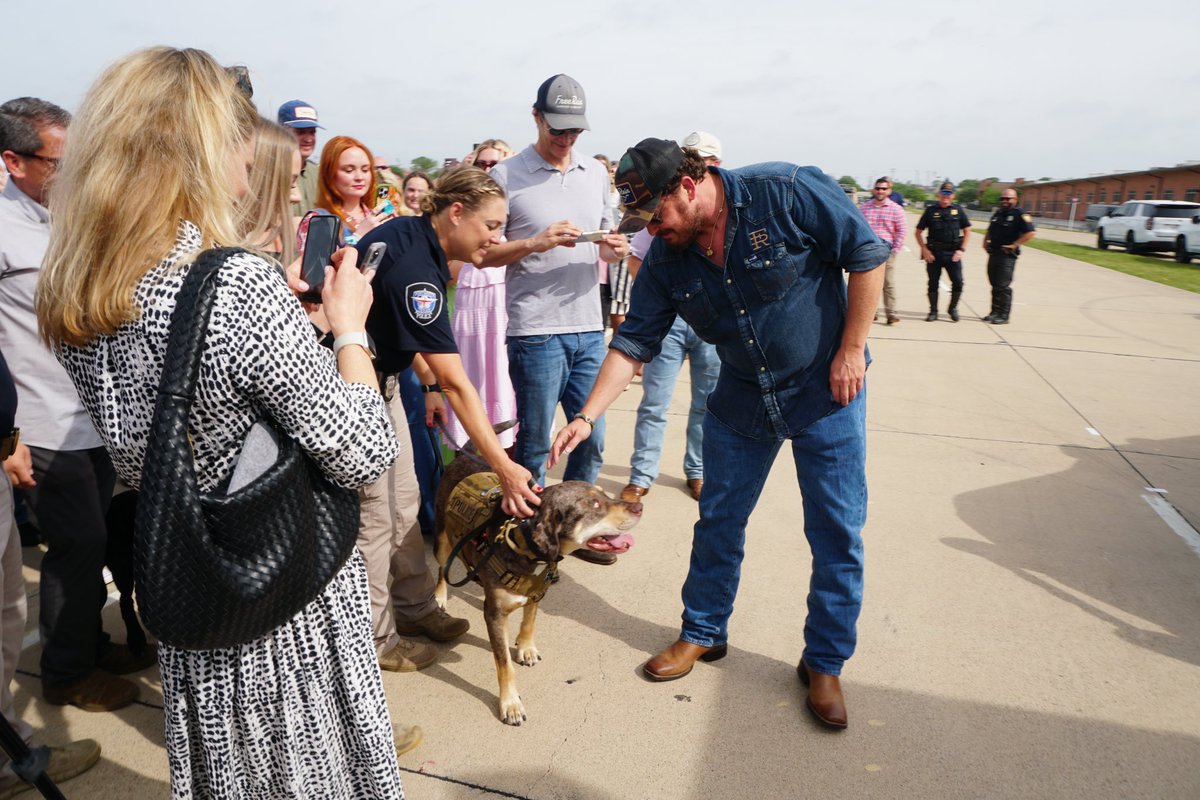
[{"xmin": 443, "ymin": 472, "xmax": 558, "ymax": 602}]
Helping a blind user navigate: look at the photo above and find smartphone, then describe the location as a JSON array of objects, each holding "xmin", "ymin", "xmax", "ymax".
[
  {"xmin": 360, "ymin": 242, "xmax": 387, "ymax": 273},
  {"xmin": 376, "ymin": 185, "xmax": 390, "ymax": 201},
  {"xmin": 375, "ymin": 199, "xmax": 395, "ymax": 217},
  {"xmin": 298, "ymin": 214, "xmax": 342, "ymax": 303},
  {"xmin": 573, "ymin": 230, "xmax": 608, "ymax": 243}
]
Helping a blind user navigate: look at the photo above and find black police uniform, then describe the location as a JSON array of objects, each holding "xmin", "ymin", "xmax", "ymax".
[
  {"xmin": 984, "ymin": 207, "xmax": 1036, "ymax": 322},
  {"xmin": 916, "ymin": 202, "xmax": 971, "ymax": 318}
]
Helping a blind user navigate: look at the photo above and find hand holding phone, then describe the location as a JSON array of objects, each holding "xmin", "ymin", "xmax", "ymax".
[
  {"xmin": 360, "ymin": 242, "xmax": 387, "ymax": 274},
  {"xmin": 573, "ymin": 230, "xmax": 608, "ymax": 243},
  {"xmin": 297, "ymin": 213, "xmax": 343, "ymax": 304}
]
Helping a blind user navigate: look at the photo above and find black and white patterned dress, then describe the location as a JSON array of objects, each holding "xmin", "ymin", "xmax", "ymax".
[{"xmin": 57, "ymin": 223, "xmax": 405, "ymax": 799}]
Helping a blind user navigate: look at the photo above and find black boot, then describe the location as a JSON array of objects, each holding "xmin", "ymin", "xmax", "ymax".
[
  {"xmin": 926, "ymin": 291, "xmax": 938, "ymax": 322},
  {"xmin": 948, "ymin": 290, "xmax": 961, "ymax": 322}
]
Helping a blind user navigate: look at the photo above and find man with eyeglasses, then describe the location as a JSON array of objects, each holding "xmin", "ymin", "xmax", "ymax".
[
  {"xmin": 480, "ymin": 75, "xmax": 630, "ymax": 567},
  {"xmin": 981, "ymin": 190, "xmax": 1036, "ymax": 324},
  {"xmin": 1, "ymin": 97, "xmax": 156, "ymax": 721},
  {"xmin": 859, "ymin": 177, "xmax": 907, "ymax": 325},
  {"xmin": 914, "ymin": 181, "xmax": 971, "ymax": 321},
  {"xmin": 549, "ymin": 138, "xmax": 889, "ymax": 729}
]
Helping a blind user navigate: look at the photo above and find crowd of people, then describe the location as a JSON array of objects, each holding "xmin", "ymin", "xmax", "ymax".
[{"xmin": 0, "ymin": 42, "xmax": 1040, "ymax": 797}]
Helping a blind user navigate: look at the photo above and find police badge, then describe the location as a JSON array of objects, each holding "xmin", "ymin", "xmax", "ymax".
[{"xmin": 406, "ymin": 282, "xmax": 443, "ymax": 326}]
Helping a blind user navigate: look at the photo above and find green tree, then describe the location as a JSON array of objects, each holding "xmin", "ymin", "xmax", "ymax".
[
  {"xmin": 837, "ymin": 175, "xmax": 861, "ymax": 191},
  {"xmin": 409, "ymin": 156, "xmax": 438, "ymax": 175},
  {"xmin": 956, "ymin": 179, "xmax": 981, "ymax": 206},
  {"xmin": 892, "ymin": 181, "xmax": 928, "ymax": 205},
  {"xmin": 980, "ymin": 186, "xmax": 1002, "ymax": 208}
]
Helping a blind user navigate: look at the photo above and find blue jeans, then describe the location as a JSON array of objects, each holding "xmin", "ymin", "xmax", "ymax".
[
  {"xmin": 679, "ymin": 389, "xmax": 867, "ymax": 676},
  {"xmin": 507, "ymin": 331, "xmax": 607, "ymax": 486},
  {"xmin": 629, "ymin": 317, "xmax": 719, "ymax": 488}
]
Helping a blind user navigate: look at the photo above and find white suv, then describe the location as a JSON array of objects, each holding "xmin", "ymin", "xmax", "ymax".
[
  {"xmin": 1096, "ymin": 200, "xmax": 1200, "ymax": 254},
  {"xmin": 1174, "ymin": 211, "xmax": 1200, "ymax": 263}
]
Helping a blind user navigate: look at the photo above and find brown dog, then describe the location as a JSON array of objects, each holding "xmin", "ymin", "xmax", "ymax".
[{"xmin": 433, "ymin": 454, "xmax": 641, "ymax": 725}]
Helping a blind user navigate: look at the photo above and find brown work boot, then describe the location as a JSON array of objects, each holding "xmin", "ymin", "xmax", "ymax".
[
  {"xmin": 393, "ymin": 724, "xmax": 423, "ymax": 757},
  {"xmin": 686, "ymin": 478, "xmax": 704, "ymax": 501},
  {"xmin": 394, "ymin": 607, "xmax": 469, "ymax": 642},
  {"xmin": 797, "ymin": 660, "xmax": 848, "ymax": 730},
  {"xmin": 43, "ymin": 671, "xmax": 138, "ymax": 712},
  {"xmin": 97, "ymin": 642, "xmax": 158, "ymax": 675},
  {"xmin": 0, "ymin": 738, "xmax": 101, "ymax": 799},
  {"xmin": 620, "ymin": 483, "xmax": 649, "ymax": 503},
  {"xmin": 378, "ymin": 638, "xmax": 437, "ymax": 673}
]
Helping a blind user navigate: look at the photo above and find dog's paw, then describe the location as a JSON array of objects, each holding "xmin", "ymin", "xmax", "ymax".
[
  {"xmin": 499, "ymin": 695, "xmax": 527, "ymax": 726},
  {"xmin": 515, "ymin": 643, "xmax": 541, "ymax": 667}
]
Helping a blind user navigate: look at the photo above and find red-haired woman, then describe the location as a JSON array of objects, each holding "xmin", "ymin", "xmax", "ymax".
[{"xmin": 314, "ymin": 135, "xmax": 395, "ymax": 244}]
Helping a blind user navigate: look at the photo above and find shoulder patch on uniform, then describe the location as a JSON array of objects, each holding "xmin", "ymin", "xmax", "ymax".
[
  {"xmin": 406, "ymin": 282, "xmax": 443, "ymax": 326},
  {"xmin": 749, "ymin": 228, "xmax": 770, "ymax": 251},
  {"xmin": 1022, "ymin": 214, "xmax": 1033, "ymax": 223}
]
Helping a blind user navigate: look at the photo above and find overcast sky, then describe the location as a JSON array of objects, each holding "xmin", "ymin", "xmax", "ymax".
[{"xmin": 5, "ymin": 0, "xmax": 1198, "ymax": 188}]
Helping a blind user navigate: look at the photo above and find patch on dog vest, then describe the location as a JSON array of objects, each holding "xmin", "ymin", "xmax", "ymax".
[{"xmin": 445, "ymin": 472, "xmax": 504, "ymax": 544}]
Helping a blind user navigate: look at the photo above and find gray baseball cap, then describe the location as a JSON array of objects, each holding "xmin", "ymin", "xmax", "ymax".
[{"xmin": 534, "ymin": 74, "xmax": 590, "ymax": 131}]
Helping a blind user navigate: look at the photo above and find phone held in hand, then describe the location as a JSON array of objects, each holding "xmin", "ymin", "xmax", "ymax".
[
  {"xmin": 573, "ymin": 230, "xmax": 607, "ymax": 243},
  {"xmin": 297, "ymin": 214, "xmax": 342, "ymax": 303},
  {"xmin": 360, "ymin": 242, "xmax": 387, "ymax": 273}
]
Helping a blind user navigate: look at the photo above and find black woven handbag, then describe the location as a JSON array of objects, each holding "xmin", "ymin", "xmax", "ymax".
[{"xmin": 134, "ymin": 247, "xmax": 360, "ymax": 650}]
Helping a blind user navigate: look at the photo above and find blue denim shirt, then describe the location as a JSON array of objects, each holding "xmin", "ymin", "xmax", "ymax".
[{"xmin": 611, "ymin": 163, "xmax": 889, "ymax": 440}]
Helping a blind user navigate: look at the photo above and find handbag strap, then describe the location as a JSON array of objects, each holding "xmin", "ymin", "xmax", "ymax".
[{"xmin": 157, "ymin": 247, "xmax": 248, "ymax": 403}]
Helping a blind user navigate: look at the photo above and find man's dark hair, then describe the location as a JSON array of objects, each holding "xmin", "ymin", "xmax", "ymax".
[
  {"xmin": 662, "ymin": 147, "xmax": 710, "ymax": 196},
  {"xmin": 0, "ymin": 97, "xmax": 71, "ymax": 154},
  {"xmin": 874, "ymin": 176, "xmax": 891, "ymax": 187}
]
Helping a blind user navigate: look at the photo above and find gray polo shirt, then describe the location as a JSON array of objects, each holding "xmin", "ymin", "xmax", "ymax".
[
  {"xmin": 489, "ymin": 145, "xmax": 613, "ymax": 336},
  {"xmin": 0, "ymin": 181, "xmax": 101, "ymax": 450}
]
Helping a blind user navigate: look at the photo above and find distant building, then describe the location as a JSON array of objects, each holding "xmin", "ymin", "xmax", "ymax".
[{"xmin": 1016, "ymin": 163, "xmax": 1200, "ymax": 223}]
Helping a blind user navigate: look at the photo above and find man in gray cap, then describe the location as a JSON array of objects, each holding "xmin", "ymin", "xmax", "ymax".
[
  {"xmin": 277, "ymin": 99, "xmax": 322, "ymax": 213},
  {"xmin": 550, "ymin": 138, "xmax": 888, "ymax": 729},
  {"xmin": 480, "ymin": 75, "xmax": 629, "ymax": 567}
]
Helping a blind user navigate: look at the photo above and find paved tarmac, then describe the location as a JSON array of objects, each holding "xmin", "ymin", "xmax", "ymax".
[{"xmin": 13, "ymin": 220, "xmax": 1200, "ymax": 798}]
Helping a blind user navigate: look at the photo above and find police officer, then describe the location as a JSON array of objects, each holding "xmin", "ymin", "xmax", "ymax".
[
  {"xmin": 914, "ymin": 181, "xmax": 971, "ymax": 321},
  {"xmin": 981, "ymin": 189, "xmax": 1036, "ymax": 324}
]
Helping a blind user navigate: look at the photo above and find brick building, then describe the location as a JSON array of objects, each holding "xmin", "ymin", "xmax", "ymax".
[{"xmin": 1014, "ymin": 163, "xmax": 1200, "ymax": 223}]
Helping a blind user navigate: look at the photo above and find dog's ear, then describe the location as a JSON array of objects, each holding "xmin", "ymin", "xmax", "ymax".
[{"xmin": 520, "ymin": 508, "xmax": 560, "ymax": 561}]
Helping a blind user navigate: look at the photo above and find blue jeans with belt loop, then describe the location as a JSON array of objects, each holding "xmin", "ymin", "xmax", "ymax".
[{"xmin": 679, "ymin": 388, "xmax": 868, "ymax": 676}]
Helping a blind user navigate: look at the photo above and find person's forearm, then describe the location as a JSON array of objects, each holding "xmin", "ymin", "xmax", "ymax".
[
  {"xmin": 842, "ymin": 266, "xmax": 886, "ymax": 352},
  {"xmin": 424, "ymin": 353, "xmax": 507, "ymax": 467},
  {"xmin": 960, "ymin": 230, "xmax": 970, "ymax": 249},
  {"xmin": 477, "ymin": 237, "xmax": 535, "ymax": 268},
  {"xmin": 1016, "ymin": 232, "xmax": 1036, "ymax": 246},
  {"xmin": 410, "ymin": 353, "xmax": 436, "ymax": 386},
  {"xmin": 579, "ymin": 350, "xmax": 640, "ymax": 420},
  {"xmin": 337, "ymin": 346, "xmax": 378, "ymax": 388}
]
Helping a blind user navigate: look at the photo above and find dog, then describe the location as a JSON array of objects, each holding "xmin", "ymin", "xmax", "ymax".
[{"xmin": 433, "ymin": 451, "xmax": 641, "ymax": 726}]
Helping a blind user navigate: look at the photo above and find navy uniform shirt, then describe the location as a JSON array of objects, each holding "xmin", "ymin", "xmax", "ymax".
[
  {"xmin": 355, "ymin": 216, "xmax": 458, "ymax": 375},
  {"xmin": 986, "ymin": 206, "xmax": 1036, "ymax": 254},
  {"xmin": 916, "ymin": 203, "xmax": 971, "ymax": 245},
  {"xmin": 611, "ymin": 163, "xmax": 889, "ymax": 440}
]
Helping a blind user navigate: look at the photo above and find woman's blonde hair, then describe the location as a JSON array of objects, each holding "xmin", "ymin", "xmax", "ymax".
[
  {"xmin": 472, "ymin": 138, "xmax": 514, "ymax": 161},
  {"xmin": 37, "ymin": 47, "xmax": 257, "ymax": 348},
  {"xmin": 238, "ymin": 117, "xmax": 299, "ymax": 265},
  {"xmin": 315, "ymin": 135, "xmax": 377, "ymax": 226},
  {"xmin": 420, "ymin": 166, "xmax": 505, "ymax": 217}
]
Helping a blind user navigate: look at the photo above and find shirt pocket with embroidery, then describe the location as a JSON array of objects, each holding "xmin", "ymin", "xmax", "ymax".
[
  {"xmin": 670, "ymin": 278, "xmax": 719, "ymax": 333},
  {"xmin": 743, "ymin": 242, "xmax": 798, "ymax": 302}
]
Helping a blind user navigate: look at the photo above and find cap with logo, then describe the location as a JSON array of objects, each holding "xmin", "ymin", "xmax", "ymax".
[
  {"xmin": 682, "ymin": 131, "xmax": 722, "ymax": 161},
  {"xmin": 534, "ymin": 74, "xmax": 589, "ymax": 131},
  {"xmin": 939, "ymin": 180, "xmax": 956, "ymax": 195},
  {"xmin": 613, "ymin": 138, "xmax": 684, "ymax": 233},
  {"xmin": 277, "ymin": 99, "xmax": 323, "ymax": 130}
]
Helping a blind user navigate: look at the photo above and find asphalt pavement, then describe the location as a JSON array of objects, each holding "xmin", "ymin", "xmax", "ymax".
[{"xmin": 14, "ymin": 219, "xmax": 1200, "ymax": 798}]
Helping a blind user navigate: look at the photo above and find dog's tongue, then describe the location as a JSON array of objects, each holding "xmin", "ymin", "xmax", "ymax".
[{"xmin": 589, "ymin": 533, "xmax": 636, "ymax": 553}]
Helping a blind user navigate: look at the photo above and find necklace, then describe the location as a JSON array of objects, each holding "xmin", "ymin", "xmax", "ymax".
[{"xmin": 701, "ymin": 196, "xmax": 725, "ymax": 258}]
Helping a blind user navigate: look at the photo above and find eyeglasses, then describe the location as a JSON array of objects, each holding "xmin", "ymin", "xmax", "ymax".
[
  {"xmin": 474, "ymin": 160, "xmax": 498, "ymax": 169},
  {"xmin": 1000, "ymin": 197, "xmax": 1017, "ymax": 202},
  {"xmin": 873, "ymin": 186, "xmax": 890, "ymax": 191},
  {"xmin": 14, "ymin": 151, "xmax": 60, "ymax": 170},
  {"xmin": 374, "ymin": 165, "xmax": 389, "ymax": 172}
]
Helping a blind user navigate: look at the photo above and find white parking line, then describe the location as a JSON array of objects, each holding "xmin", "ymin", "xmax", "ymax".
[{"xmin": 1143, "ymin": 494, "xmax": 1200, "ymax": 560}]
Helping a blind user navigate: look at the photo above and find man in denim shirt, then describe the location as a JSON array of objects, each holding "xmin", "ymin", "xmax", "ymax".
[{"xmin": 550, "ymin": 139, "xmax": 888, "ymax": 729}]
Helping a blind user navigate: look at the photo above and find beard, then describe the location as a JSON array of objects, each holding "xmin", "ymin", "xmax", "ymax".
[{"xmin": 660, "ymin": 202, "xmax": 706, "ymax": 252}]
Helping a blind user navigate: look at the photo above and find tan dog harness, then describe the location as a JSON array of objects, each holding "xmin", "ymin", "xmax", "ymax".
[{"xmin": 443, "ymin": 473, "xmax": 559, "ymax": 603}]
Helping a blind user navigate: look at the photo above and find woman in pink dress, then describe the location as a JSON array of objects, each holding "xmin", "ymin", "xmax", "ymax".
[{"xmin": 444, "ymin": 140, "xmax": 517, "ymax": 451}]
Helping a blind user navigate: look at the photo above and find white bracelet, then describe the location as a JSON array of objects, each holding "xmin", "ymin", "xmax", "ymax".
[{"xmin": 333, "ymin": 331, "xmax": 373, "ymax": 358}]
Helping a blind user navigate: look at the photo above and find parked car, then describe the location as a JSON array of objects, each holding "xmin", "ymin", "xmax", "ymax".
[
  {"xmin": 1084, "ymin": 203, "xmax": 1117, "ymax": 232},
  {"xmin": 1174, "ymin": 212, "xmax": 1200, "ymax": 263},
  {"xmin": 1096, "ymin": 200, "xmax": 1200, "ymax": 253}
]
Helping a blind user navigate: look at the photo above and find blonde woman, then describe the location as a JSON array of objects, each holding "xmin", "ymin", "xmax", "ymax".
[
  {"xmin": 238, "ymin": 117, "xmax": 302, "ymax": 265},
  {"xmin": 36, "ymin": 47, "xmax": 406, "ymax": 798}
]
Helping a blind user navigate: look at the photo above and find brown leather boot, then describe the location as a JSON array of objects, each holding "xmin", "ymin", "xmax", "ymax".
[
  {"xmin": 797, "ymin": 660, "xmax": 848, "ymax": 729},
  {"xmin": 44, "ymin": 670, "xmax": 139, "ymax": 712},
  {"xmin": 642, "ymin": 640, "xmax": 728, "ymax": 682}
]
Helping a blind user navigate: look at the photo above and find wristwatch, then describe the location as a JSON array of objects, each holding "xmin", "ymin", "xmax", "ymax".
[
  {"xmin": 332, "ymin": 331, "xmax": 374, "ymax": 359},
  {"xmin": 421, "ymin": 383, "xmax": 442, "ymax": 394},
  {"xmin": 572, "ymin": 412, "xmax": 596, "ymax": 431}
]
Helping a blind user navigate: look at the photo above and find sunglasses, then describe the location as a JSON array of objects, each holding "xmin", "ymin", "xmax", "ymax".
[
  {"xmin": 541, "ymin": 115, "xmax": 583, "ymax": 137},
  {"xmin": 1000, "ymin": 197, "xmax": 1017, "ymax": 201},
  {"xmin": 474, "ymin": 160, "xmax": 498, "ymax": 169},
  {"xmin": 873, "ymin": 186, "xmax": 890, "ymax": 191},
  {"xmin": 14, "ymin": 151, "xmax": 60, "ymax": 170}
]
